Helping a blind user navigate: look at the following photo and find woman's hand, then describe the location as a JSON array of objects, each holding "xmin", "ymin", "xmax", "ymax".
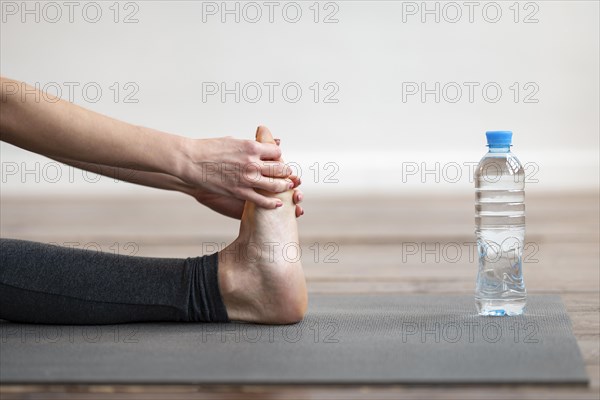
[
  {"xmin": 192, "ymin": 177, "xmax": 305, "ymax": 219},
  {"xmin": 179, "ymin": 134, "xmax": 296, "ymax": 209},
  {"xmin": 188, "ymin": 129, "xmax": 305, "ymax": 219}
]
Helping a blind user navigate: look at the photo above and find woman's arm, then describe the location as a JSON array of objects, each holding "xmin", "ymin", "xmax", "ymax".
[
  {"xmin": 48, "ymin": 156, "xmax": 304, "ymax": 219},
  {"xmin": 0, "ymin": 78, "xmax": 187, "ymax": 176},
  {"xmin": 0, "ymin": 77, "xmax": 294, "ymax": 208},
  {"xmin": 49, "ymin": 156, "xmax": 194, "ymax": 194}
]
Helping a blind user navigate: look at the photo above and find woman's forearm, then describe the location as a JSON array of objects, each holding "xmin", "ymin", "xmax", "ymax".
[
  {"xmin": 50, "ymin": 156, "xmax": 196, "ymax": 197},
  {"xmin": 0, "ymin": 77, "xmax": 189, "ymax": 179}
]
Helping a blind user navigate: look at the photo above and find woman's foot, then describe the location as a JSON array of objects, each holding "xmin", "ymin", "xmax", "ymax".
[{"xmin": 217, "ymin": 127, "xmax": 307, "ymax": 324}]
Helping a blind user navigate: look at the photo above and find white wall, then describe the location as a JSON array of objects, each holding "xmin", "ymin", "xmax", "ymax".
[{"xmin": 1, "ymin": 0, "xmax": 598, "ymax": 196}]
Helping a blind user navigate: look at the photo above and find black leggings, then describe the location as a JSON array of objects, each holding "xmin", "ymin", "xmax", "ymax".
[{"xmin": 0, "ymin": 239, "xmax": 229, "ymax": 324}]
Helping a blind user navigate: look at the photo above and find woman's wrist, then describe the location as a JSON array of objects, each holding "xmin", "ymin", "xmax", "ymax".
[
  {"xmin": 139, "ymin": 126, "xmax": 195, "ymax": 182},
  {"xmin": 173, "ymin": 135, "xmax": 203, "ymax": 187}
]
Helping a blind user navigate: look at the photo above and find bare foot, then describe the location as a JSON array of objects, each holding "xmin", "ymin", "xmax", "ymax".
[{"xmin": 217, "ymin": 127, "xmax": 307, "ymax": 324}]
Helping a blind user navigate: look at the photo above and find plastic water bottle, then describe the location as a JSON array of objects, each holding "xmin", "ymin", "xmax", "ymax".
[{"xmin": 475, "ymin": 131, "xmax": 526, "ymax": 316}]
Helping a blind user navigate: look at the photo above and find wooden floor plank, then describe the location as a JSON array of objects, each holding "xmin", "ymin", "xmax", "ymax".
[{"xmin": 1, "ymin": 383, "xmax": 599, "ymax": 400}]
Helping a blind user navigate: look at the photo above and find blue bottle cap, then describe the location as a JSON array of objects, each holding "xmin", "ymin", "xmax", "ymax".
[{"xmin": 486, "ymin": 131, "xmax": 512, "ymax": 147}]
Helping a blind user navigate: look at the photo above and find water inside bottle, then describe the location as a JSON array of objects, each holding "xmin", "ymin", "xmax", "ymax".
[{"xmin": 475, "ymin": 152, "xmax": 526, "ymax": 316}]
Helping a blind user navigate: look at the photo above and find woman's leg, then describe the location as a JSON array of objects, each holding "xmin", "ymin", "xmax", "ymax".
[
  {"xmin": 0, "ymin": 238, "xmax": 229, "ymax": 324},
  {"xmin": 0, "ymin": 128, "xmax": 307, "ymax": 325}
]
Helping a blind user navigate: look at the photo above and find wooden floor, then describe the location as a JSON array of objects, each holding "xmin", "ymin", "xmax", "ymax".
[{"xmin": 1, "ymin": 191, "xmax": 598, "ymax": 400}]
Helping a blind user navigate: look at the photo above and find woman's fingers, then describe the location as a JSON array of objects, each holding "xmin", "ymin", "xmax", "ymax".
[
  {"xmin": 241, "ymin": 188, "xmax": 282, "ymax": 209},
  {"xmin": 251, "ymin": 176, "xmax": 293, "ymax": 193},
  {"xmin": 293, "ymin": 189, "xmax": 303, "ymax": 204},
  {"xmin": 290, "ymin": 175, "xmax": 301, "ymax": 188},
  {"xmin": 260, "ymin": 161, "xmax": 292, "ymax": 178},
  {"xmin": 293, "ymin": 189, "xmax": 304, "ymax": 217},
  {"xmin": 241, "ymin": 188, "xmax": 304, "ymax": 214},
  {"xmin": 245, "ymin": 162, "xmax": 293, "ymax": 193},
  {"xmin": 258, "ymin": 143, "xmax": 282, "ymax": 160}
]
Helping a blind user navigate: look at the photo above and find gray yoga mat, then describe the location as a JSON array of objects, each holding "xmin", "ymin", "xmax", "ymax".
[{"xmin": 0, "ymin": 295, "xmax": 588, "ymax": 384}]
